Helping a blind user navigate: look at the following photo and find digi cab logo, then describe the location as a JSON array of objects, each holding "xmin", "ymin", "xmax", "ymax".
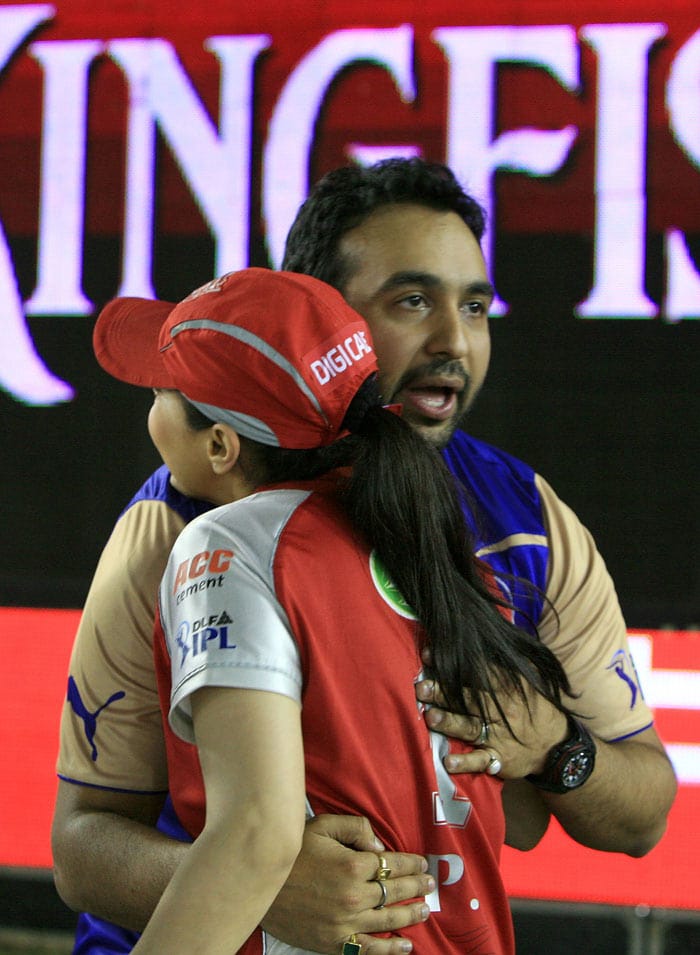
[{"xmin": 304, "ymin": 323, "xmax": 374, "ymax": 387}]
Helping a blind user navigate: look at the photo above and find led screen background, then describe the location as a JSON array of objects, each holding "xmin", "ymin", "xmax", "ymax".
[
  {"xmin": 0, "ymin": 0, "xmax": 699, "ymax": 921},
  {"xmin": 0, "ymin": 8, "xmax": 698, "ymax": 612}
]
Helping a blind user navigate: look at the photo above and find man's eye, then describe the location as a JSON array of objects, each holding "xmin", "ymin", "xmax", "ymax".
[
  {"xmin": 401, "ymin": 294, "xmax": 426, "ymax": 307},
  {"xmin": 465, "ymin": 301, "xmax": 486, "ymax": 315}
]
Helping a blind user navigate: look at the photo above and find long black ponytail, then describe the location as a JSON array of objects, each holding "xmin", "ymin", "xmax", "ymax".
[{"xmin": 340, "ymin": 384, "xmax": 571, "ymax": 730}]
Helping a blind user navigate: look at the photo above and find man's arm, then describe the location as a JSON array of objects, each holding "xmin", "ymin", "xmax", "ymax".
[
  {"xmin": 52, "ymin": 782, "xmax": 181, "ymax": 930},
  {"xmin": 417, "ymin": 471, "xmax": 677, "ymax": 857},
  {"xmin": 53, "ymin": 781, "xmax": 433, "ymax": 950},
  {"xmin": 537, "ymin": 726, "xmax": 674, "ymax": 857}
]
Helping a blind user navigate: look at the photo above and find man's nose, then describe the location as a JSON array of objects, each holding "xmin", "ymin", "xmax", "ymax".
[{"xmin": 425, "ymin": 305, "xmax": 469, "ymax": 359}]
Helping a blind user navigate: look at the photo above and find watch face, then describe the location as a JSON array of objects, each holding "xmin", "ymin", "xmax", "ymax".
[
  {"xmin": 562, "ymin": 751, "xmax": 594, "ymax": 788},
  {"xmin": 526, "ymin": 719, "xmax": 597, "ymax": 792}
]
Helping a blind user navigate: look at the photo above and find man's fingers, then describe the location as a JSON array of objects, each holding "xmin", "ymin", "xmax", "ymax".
[
  {"xmin": 351, "ymin": 899, "xmax": 430, "ymax": 951},
  {"xmin": 442, "ymin": 751, "xmax": 485, "ymax": 774},
  {"xmin": 357, "ymin": 939, "xmax": 414, "ymax": 955},
  {"xmin": 307, "ymin": 813, "xmax": 384, "ymax": 853},
  {"xmin": 444, "ymin": 749, "xmax": 503, "ymax": 776},
  {"xmin": 379, "ymin": 871, "xmax": 434, "ymax": 908},
  {"xmin": 415, "ymin": 678, "xmax": 447, "ymax": 707},
  {"xmin": 351, "ymin": 856, "xmax": 432, "ymax": 909},
  {"xmin": 423, "ymin": 706, "xmax": 476, "ymax": 741},
  {"xmin": 345, "ymin": 848, "xmax": 428, "ymax": 896},
  {"xmin": 379, "ymin": 851, "xmax": 428, "ymax": 879}
]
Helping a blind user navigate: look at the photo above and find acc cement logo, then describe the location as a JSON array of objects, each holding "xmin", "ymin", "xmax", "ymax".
[{"xmin": 369, "ymin": 551, "xmax": 416, "ymax": 620}]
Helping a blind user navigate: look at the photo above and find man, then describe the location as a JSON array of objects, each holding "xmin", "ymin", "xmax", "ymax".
[{"xmin": 53, "ymin": 159, "xmax": 676, "ymax": 954}]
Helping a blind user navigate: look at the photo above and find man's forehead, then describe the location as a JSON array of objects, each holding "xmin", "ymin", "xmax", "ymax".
[
  {"xmin": 338, "ymin": 204, "xmax": 486, "ymax": 286},
  {"xmin": 340, "ymin": 239, "xmax": 490, "ymax": 301}
]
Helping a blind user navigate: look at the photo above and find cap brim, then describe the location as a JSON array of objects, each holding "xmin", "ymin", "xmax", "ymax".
[{"xmin": 93, "ymin": 297, "xmax": 177, "ymax": 388}]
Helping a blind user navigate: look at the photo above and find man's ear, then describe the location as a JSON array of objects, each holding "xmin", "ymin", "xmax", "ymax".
[{"xmin": 207, "ymin": 423, "xmax": 241, "ymax": 475}]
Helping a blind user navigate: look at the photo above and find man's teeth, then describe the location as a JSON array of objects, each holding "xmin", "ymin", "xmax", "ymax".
[
  {"xmin": 420, "ymin": 393, "xmax": 448, "ymax": 408},
  {"xmin": 408, "ymin": 387, "xmax": 453, "ymax": 410}
]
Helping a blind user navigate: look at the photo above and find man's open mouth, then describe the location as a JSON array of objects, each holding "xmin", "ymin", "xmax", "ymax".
[{"xmin": 403, "ymin": 385, "xmax": 460, "ymax": 421}]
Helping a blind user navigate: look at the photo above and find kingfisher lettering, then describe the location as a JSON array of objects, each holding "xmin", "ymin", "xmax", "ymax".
[{"xmin": 1, "ymin": 12, "xmax": 699, "ymax": 407}]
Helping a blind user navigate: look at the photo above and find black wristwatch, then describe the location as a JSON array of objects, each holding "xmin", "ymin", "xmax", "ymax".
[{"xmin": 526, "ymin": 717, "xmax": 596, "ymax": 793}]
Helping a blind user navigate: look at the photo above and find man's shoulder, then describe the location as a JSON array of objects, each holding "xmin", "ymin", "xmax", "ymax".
[
  {"xmin": 442, "ymin": 431, "xmax": 544, "ymax": 535},
  {"xmin": 443, "ymin": 430, "xmax": 537, "ymax": 485},
  {"xmin": 120, "ymin": 464, "xmax": 213, "ymax": 524},
  {"xmin": 442, "ymin": 433, "xmax": 550, "ymax": 631}
]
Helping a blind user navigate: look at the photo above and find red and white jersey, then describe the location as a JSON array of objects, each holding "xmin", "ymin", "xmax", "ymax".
[{"xmin": 155, "ymin": 477, "xmax": 514, "ymax": 955}]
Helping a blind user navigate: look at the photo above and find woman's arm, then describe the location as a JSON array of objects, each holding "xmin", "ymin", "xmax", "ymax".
[{"xmin": 133, "ymin": 686, "xmax": 305, "ymax": 955}]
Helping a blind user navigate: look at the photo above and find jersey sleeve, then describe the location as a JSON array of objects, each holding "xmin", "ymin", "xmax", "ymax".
[
  {"xmin": 535, "ymin": 474, "xmax": 653, "ymax": 741},
  {"xmin": 56, "ymin": 500, "xmax": 187, "ymax": 792},
  {"xmin": 158, "ymin": 500, "xmax": 303, "ymax": 744}
]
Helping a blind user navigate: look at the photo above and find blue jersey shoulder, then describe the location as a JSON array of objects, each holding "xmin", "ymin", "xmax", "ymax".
[
  {"xmin": 119, "ymin": 464, "xmax": 213, "ymax": 524},
  {"xmin": 442, "ymin": 431, "xmax": 544, "ymax": 546},
  {"xmin": 442, "ymin": 431, "xmax": 548, "ymax": 631}
]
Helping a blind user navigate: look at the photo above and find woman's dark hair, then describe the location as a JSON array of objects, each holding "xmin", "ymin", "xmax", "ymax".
[
  {"xmin": 282, "ymin": 158, "xmax": 486, "ymax": 293},
  {"xmin": 182, "ymin": 397, "xmax": 216, "ymax": 431},
  {"xmin": 238, "ymin": 376, "xmax": 572, "ymax": 732}
]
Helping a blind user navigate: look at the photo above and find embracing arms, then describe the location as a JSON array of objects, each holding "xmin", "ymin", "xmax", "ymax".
[{"xmin": 52, "ymin": 782, "xmax": 432, "ymax": 952}]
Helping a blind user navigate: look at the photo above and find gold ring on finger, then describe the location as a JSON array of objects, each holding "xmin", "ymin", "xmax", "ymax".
[
  {"xmin": 375, "ymin": 854, "xmax": 391, "ymax": 881},
  {"xmin": 342, "ymin": 935, "xmax": 362, "ymax": 954}
]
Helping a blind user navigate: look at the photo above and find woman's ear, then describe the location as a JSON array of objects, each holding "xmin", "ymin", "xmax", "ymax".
[{"xmin": 207, "ymin": 423, "xmax": 241, "ymax": 475}]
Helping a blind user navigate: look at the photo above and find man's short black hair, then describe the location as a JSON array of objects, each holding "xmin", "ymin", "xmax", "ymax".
[{"xmin": 281, "ymin": 158, "xmax": 486, "ymax": 292}]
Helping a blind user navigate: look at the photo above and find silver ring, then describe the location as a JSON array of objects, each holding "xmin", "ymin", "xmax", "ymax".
[
  {"xmin": 476, "ymin": 720, "xmax": 490, "ymax": 745},
  {"xmin": 373, "ymin": 878, "xmax": 388, "ymax": 910},
  {"xmin": 486, "ymin": 752, "xmax": 502, "ymax": 776}
]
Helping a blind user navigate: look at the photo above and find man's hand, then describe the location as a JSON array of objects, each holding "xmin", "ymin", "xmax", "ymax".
[
  {"xmin": 415, "ymin": 676, "xmax": 568, "ymax": 779},
  {"xmin": 262, "ymin": 814, "xmax": 432, "ymax": 954},
  {"xmin": 414, "ymin": 678, "xmax": 677, "ymax": 857}
]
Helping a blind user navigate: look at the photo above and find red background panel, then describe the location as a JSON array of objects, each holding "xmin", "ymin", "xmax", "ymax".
[
  {"xmin": 1, "ymin": 607, "xmax": 80, "ymax": 869},
  {"xmin": 2, "ymin": 608, "xmax": 699, "ymax": 912},
  {"xmin": 502, "ymin": 786, "xmax": 699, "ymax": 910}
]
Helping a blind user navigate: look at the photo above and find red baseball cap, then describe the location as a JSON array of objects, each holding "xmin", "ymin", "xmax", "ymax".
[{"xmin": 94, "ymin": 268, "xmax": 379, "ymax": 449}]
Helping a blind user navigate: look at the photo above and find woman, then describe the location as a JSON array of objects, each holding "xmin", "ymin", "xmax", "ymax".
[{"xmin": 93, "ymin": 268, "xmax": 570, "ymax": 954}]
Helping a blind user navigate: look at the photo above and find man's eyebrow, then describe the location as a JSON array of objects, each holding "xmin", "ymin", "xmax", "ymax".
[
  {"xmin": 377, "ymin": 271, "xmax": 495, "ymax": 300},
  {"xmin": 377, "ymin": 271, "xmax": 441, "ymax": 292},
  {"xmin": 466, "ymin": 280, "xmax": 496, "ymax": 300}
]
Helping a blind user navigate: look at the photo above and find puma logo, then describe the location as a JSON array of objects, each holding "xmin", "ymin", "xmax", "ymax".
[{"xmin": 67, "ymin": 676, "xmax": 126, "ymax": 761}]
